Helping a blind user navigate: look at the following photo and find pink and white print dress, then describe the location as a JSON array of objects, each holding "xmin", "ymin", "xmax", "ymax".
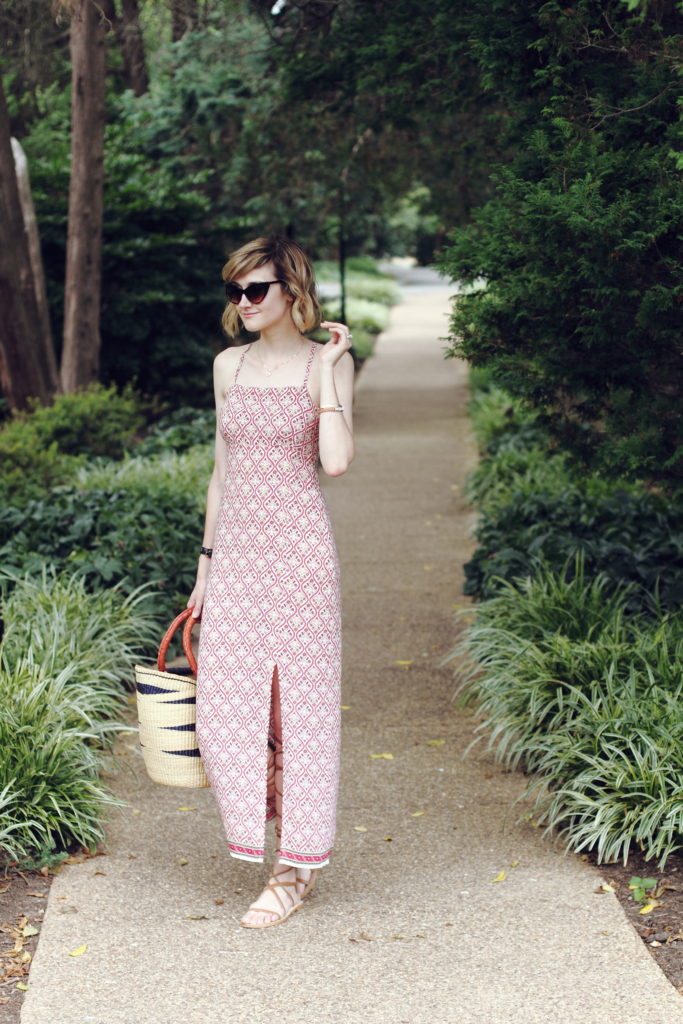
[{"xmin": 196, "ymin": 341, "xmax": 342, "ymax": 869}]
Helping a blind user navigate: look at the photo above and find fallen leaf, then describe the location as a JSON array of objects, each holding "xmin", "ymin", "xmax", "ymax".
[
  {"xmin": 16, "ymin": 982, "xmax": 28, "ymax": 992},
  {"xmin": 176, "ymin": 806, "xmax": 197, "ymax": 812},
  {"xmin": 491, "ymin": 871, "xmax": 507, "ymax": 883},
  {"xmin": 597, "ymin": 882, "xmax": 615, "ymax": 894},
  {"xmin": 0, "ymin": 885, "xmax": 9, "ymax": 895},
  {"xmin": 177, "ymin": 858, "xmax": 188, "ymax": 866},
  {"xmin": 423, "ymin": 565, "xmax": 433, "ymax": 571},
  {"xmin": 358, "ymin": 932, "xmax": 374, "ymax": 941},
  {"xmin": 410, "ymin": 811, "xmax": 425, "ymax": 818},
  {"xmin": 340, "ymin": 705, "xmax": 351, "ymax": 710},
  {"xmin": 393, "ymin": 660, "xmax": 413, "ymax": 667},
  {"xmin": 640, "ymin": 901, "xmax": 661, "ymax": 914},
  {"xmin": 26, "ymin": 893, "xmax": 47, "ymax": 899},
  {"xmin": 383, "ymin": 836, "xmax": 393, "ymax": 842},
  {"xmin": 68, "ymin": 944, "xmax": 87, "ymax": 957},
  {"xmin": 131, "ymin": 809, "xmax": 141, "ymax": 816},
  {"xmin": 93, "ymin": 871, "xmax": 106, "ymax": 876},
  {"xmin": 353, "ymin": 826, "xmax": 368, "ymax": 833},
  {"xmin": 369, "ymin": 753, "xmax": 394, "ymax": 760},
  {"xmin": 426, "ymin": 739, "xmax": 445, "ymax": 747},
  {"xmin": 215, "ymin": 899, "xmax": 224, "ymax": 906},
  {"xmin": 510, "ymin": 860, "xmax": 520, "ymax": 868},
  {"xmin": 21, "ymin": 926, "xmax": 38, "ymax": 938}
]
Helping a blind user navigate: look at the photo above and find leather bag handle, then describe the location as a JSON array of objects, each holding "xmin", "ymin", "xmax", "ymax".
[{"xmin": 157, "ymin": 607, "xmax": 198, "ymax": 676}]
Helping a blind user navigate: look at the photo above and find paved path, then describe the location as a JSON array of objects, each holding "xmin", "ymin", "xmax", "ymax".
[{"xmin": 22, "ymin": 287, "xmax": 683, "ymax": 1024}]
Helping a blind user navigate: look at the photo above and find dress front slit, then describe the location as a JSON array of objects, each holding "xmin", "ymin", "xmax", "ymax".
[{"xmin": 196, "ymin": 341, "xmax": 342, "ymax": 868}]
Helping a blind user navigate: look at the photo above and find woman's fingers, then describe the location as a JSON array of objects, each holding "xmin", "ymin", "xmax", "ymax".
[{"xmin": 187, "ymin": 588, "xmax": 204, "ymax": 618}]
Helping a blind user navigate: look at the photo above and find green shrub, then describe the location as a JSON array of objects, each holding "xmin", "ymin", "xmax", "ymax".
[
  {"xmin": 0, "ymin": 422, "xmax": 79, "ymax": 506},
  {"xmin": 463, "ymin": 484, "xmax": 683, "ymax": 614},
  {"xmin": 0, "ymin": 384, "xmax": 146, "ymax": 508},
  {"xmin": 133, "ymin": 407, "xmax": 216, "ymax": 457},
  {"xmin": 27, "ymin": 383, "xmax": 144, "ymax": 459},
  {"xmin": 343, "ymin": 274, "xmax": 401, "ymax": 307},
  {"xmin": 447, "ymin": 563, "xmax": 683, "ymax": 865},
  {"xmin": 321, "ymin": 296, "xmax": 390, "ymax": 335},
  {"xmin": 465, "ymin": 444, "xmax": 571, "ymax": 512},
  {"xmin": 0, "ymin": 478, "xmax": 204, "ymax": 629},
  {"xmin": 467, "ymin": 383, "xmax": 543, "ymax": 454},
  {"xmin": 75, "ymin": 445, "xmax": 212, "ymax": 507}
]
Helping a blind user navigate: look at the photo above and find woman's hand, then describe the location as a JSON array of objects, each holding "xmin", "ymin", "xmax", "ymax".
[
  {"xmin": 187, "ymin": 577, "xmax": 208, "ymax": 619},
  {"xmin": 319, "ymin": 321, "xmax": 353, "ymax": 367}
]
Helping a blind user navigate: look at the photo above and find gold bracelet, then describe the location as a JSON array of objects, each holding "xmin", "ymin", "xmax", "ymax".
[{"xmin": 318, "ymin": 405, "xmax": 344, "ymax": 413}]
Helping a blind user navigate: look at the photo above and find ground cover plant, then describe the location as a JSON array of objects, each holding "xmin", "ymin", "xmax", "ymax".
[
  {"xmin": 0, "ymin": 570, "xmax": 157, "ymax": 865},
  {"xmin": 451, "ymin": 561, "xmax": 683, "ymax": 867},
  {"xmin": 449, "ymin": 369, "xmax": 683, "ymax": 872}
]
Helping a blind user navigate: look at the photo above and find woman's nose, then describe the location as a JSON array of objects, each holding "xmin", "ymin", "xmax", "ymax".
[{"xmin": 238, "ymin": 292, "xmax": 251, "ymax": 308}]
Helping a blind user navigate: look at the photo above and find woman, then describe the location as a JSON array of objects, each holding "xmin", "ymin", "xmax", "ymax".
[{"xmin": 188, "ymin": 236, "xmax": 354, "ymax": 928}]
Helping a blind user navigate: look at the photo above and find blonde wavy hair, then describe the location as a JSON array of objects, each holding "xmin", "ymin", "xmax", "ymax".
[{"xmin": 220, "ymin": 236, "xmax": 321, "ymax": 338}]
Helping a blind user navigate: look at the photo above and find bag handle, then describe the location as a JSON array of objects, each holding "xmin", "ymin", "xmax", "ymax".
[{"xmin": 157, "ymin": 608, "xmax": 198, "ymax": 676}]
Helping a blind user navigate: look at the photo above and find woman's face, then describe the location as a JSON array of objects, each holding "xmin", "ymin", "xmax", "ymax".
[{"xmin": 233, "ymin": 261, "xmax": 293, "ymax": 334}]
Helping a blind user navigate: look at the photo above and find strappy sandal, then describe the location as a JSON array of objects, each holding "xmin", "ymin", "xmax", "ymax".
[
  {"xmin": 298, "ymin": 870, "xmax": 316, "ymax": 899},
  {"xmin": 240, "ymin": 868, "xmax": 303, "ymax": 929}
]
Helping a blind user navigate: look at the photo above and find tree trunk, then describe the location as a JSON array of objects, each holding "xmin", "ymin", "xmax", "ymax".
[
  {"xmin": 171, "ymin": 0, "xmax": 198, "ymax": 41},
  {"xmin": 0, "ymin": 77, "xmax": 58, "ymax": 409},
  {"xmin": 120, "ymin": 0, "xmax": 149, "ymax": 96},
  {"xmin": 61, "ymin": 0, "xmax": 107, "ymax": 393},
  {"xmin": 11, "ymin": 138, "xmax": 57, "ymax": 380}
]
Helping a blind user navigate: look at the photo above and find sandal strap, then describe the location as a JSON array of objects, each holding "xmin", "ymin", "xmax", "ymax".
[{"xmin": 249, "ymin": 875, "xmax": 299, "ymax": 919}]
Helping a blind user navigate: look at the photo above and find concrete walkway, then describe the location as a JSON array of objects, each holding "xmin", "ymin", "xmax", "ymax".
[{"xmin": 22, "ymin": 288, "xmax": 683, "ymax": 1024}]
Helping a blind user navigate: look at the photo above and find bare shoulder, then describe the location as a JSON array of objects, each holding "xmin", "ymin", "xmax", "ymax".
[{"xmin": 214, "ymin": 344, "xmax": 246, "ymax": 397}]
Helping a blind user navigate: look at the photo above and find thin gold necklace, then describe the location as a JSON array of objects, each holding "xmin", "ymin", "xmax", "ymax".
[{"xmin": 253, "ymin": 341, "xmax": 303, "ymax": 377}]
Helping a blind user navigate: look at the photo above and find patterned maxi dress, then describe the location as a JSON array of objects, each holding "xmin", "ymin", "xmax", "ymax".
[{"xmin": 196, "ymin": 340, "xmax": 342, "ymax": 869}]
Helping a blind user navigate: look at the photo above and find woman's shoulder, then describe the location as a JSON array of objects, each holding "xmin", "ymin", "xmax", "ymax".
[
  {"xmin": 214, "ymin": 343, "xmax": 248, "ymax": 393},
  {"xmin": 215, "ymin": 343, "xmax": 247, "ymax": 370}
]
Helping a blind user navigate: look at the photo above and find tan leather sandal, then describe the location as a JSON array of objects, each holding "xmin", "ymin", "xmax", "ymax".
[
  {"xmin": 298, "ymin": 870, "xmax": 316, "ymax": 899},
  {"xmin": 240, "ymin": 868, "xmax": 303, "ymax": 929}
]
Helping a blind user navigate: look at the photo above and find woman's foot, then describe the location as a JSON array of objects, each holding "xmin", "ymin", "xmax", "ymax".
[{"xmin": 240, "ymin": 863, "xmax": 315, "ymax": 928}]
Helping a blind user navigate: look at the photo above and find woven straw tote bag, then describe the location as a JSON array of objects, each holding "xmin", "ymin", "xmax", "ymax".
[{"xmin": 135, "ymin": 608, "xmax": 209, "ymax": 788}]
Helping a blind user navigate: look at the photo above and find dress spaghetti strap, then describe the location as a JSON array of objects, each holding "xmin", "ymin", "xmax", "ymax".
[
  {"xmin": 303, "ymin": 341, "xmax": 316, "ymax": 386},
  {"xmin": 233, "ymin": 343, "xmax": 251, "ymax": 385}
]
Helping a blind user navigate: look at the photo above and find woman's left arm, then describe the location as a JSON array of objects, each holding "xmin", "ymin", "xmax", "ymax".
[{"xmin": 318, "ymin": 321, "xmax": 356, "ymax": 477}]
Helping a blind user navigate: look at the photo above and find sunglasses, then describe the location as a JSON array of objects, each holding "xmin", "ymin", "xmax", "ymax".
[{"xmin": 224, "ymin": 279, "xmax": 283, "ymax": 305}]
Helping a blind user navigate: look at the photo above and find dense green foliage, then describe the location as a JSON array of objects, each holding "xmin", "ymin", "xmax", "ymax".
[
  {"xmin": 464, "ymin": 379, "xmax": 683, "ymax": 613},
  {"xmin": 0, "ymin": 571, "xmax": 157, "ymax": 863},
  {"xmin": 442, "ymin": 1, "xmax": 683, "ymax": 489},
  {"xmin": 0, "ymin": 474, "xmax": 206, "ymax": 628},
  {"xmin": 0, "ymin": 384, "xmax": 143, "ymax": 505},
  {"xmin": 450, "ymin": 564, "xmax": 683, "ymax": 866},
  {"xmin": 451, "ymin": 368, "xmax": 683, "ymax": 865}
]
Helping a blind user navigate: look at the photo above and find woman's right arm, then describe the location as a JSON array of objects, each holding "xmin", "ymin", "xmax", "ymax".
[{"xmin": 187, "ymin": 352, "xmax": 232, "ymax": 619}]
